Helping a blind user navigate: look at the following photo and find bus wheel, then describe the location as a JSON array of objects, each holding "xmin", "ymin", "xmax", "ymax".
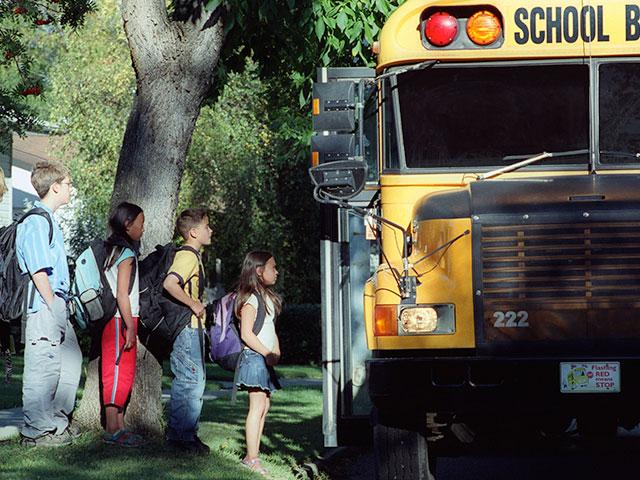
[{"xmin": 373, "ymin": 409, "xmax": 435, "ymax": 480}]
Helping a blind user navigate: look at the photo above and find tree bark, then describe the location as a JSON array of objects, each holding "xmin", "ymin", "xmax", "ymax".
[{"xmin": 75, "ymin": 0, "xmax": 224, "ymax": 434}]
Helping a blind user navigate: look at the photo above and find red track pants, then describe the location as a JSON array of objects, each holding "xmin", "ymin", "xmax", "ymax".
[{"xmin": 101, "ymin": 316, "xmax": 138, "ymax": 408}]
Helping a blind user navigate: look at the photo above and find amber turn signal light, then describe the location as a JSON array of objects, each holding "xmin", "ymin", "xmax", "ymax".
[
  {"xmin": 374, "ymin": 305, "xmax": 398, "ymax": 336},
  {"xmin": 466, "ymin": 10, "xmax": 502, "ymax": 46}
]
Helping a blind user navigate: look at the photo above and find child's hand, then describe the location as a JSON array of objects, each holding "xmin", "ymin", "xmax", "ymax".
[
  {"xmin": 191, "ymin": 301, "xmax": 206, "ymax": 318},
  {"xmin": 265, "ymin": 352, "xmax": 279, "ymax": 366},
  {"xmin": 124, "ymin": 327, "xmax": 136, "ymax": 350}
]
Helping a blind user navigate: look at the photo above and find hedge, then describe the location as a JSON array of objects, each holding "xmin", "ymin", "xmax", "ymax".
[{"xmin": 277, "ymin": 303, "xmax": 321, "ymax": 365}]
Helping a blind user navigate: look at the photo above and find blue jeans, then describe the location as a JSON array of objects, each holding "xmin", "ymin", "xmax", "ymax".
[{"xmin": 167, "ymin": 327, "xmax": 205, "ymax": 442}]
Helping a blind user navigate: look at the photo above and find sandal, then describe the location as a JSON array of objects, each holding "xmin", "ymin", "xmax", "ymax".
[
  {"xmin": 241, "ymin": 457, "xmax": 268, "ymax": 475},
  {"xmin": 102, "ymin": 429, "xmax": 144, "ymax": 448},
  {"xmin": 121, "ymin": 429, "xmax": 145, "ymax": 443}
]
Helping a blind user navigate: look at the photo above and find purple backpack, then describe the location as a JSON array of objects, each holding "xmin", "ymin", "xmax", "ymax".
[{"xmin": 208, "ymin": 292, "xmax": 266, "ymax": 371}]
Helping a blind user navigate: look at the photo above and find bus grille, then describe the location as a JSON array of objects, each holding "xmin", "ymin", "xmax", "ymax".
[{"xmin": 481, "ymin": 222, "xmax": 640, "ymax": 304}]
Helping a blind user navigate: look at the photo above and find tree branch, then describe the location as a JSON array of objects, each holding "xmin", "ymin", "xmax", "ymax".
[
  {"xmin": 201, "ymin": 5, "xmax": 223, "ymax": 31},
  {"xmin": 121, "ymin": 0, "xmax": 172, "ymax": 74}
]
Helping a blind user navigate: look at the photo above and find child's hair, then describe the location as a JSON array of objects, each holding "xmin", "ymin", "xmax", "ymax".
[
  {"xmin": 235, "ymin": 251, "xmax": 282, "ymax": 318},
  {"xmin": 31, "ymin": 161, "xmax": 70, "ymax": 199},
  {"xmin": 105, "ymin": 201, "xmax": 143, "ymax": 269},
  {"xmin": 176, "ymin": 208, "xmax": 208, "ymax": 240}
]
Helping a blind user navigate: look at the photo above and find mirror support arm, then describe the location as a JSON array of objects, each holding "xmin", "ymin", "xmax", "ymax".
[{"xmin": 314, "ymin": 188, "xmax": 414, "ymax": 299}]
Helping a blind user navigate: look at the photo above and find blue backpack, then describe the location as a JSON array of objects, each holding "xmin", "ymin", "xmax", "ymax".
[
  {"xmin": 71, "ymin": 240, "xmax": 136, "ymax": 333},
  {"xmin": 208, "ymin": 292, "xmax": 265, "ymax": 371}
]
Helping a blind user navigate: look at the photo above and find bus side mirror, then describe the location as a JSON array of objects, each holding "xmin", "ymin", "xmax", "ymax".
[
  {"xmin": 311, "ymin": 82, "xmax": 357, "ymax": 168},
  {"xmin": 311, "ymin": 134, "xmax": 355, "ymax": 165},
  {"xmin": 310, "ymin": 69, "xmax": 376, "ymax": 201},
  {"xmin": 312, "ymin": 82, "xmax": 356, "ymax": 132},
  {"xmin": 310, "ymin": 159, "xmax": 367, "ymax": 200}
]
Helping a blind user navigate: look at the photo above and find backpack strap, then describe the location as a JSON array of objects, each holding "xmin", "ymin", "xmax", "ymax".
[
  {"xmin": 252, "ymin": 294, "xmax": 267, "ymax": 336},
  {"xmin": 18, "ymin": 207, "xmax": 54, "ymax": 245},
  {"xmin": 182, "ymin": 246, "xmax": 206, "ymax": 371},
  {"xmin": 106, "ymin": 245, "xmax": 138, "ymax": 295},
  {"xmin": 178, "ymin": 245, "xmax": 205, "ymax": 300},
  {"xmin": 20, "ymin": 208, "xmax": 55, "ymax": 314}
]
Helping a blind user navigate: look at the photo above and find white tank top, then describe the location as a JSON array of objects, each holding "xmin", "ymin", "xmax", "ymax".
[
  {"xmin": 104, "ymin": 247, "xmax": 140, "ymax": 318},
  {"xmin": 244, "ymin": 293, "xmax": 277, "ymax": 352}
]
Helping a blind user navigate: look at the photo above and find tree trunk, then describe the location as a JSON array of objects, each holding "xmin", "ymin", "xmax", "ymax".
[{"xmin": 75, "ymin": 0, "xmax": 224, "ymax": 434}]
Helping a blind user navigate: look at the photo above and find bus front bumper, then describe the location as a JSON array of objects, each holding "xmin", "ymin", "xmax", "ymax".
[{"xmin": 367, "ymin": 356, "xmax": 640, "ymax": 415}]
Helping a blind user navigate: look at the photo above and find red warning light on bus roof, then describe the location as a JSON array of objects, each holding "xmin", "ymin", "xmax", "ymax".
[{"xmin": 424, "ymin": 12, "xmax": 458, "ymax": 47}]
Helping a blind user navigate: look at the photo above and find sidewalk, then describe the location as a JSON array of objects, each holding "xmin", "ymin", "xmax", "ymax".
[
  {"xmin": 0, "ymin": 378, "xmax": 321, "ymax": 441},
  {"xmin": 0, "ymin": 407, "xmax": 21, "ymax": 441}
]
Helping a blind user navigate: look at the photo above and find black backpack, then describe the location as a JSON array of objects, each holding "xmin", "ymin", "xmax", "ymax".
[
  {"xmin": 138, "ymin": 243, "xmax": 204, "ymax": 360},
  {"xmin": 0, "ymin": 208, "xmax": 53, "ymax": 326}
]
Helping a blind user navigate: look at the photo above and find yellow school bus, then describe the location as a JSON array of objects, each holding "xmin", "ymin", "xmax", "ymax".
[{"xmin": 311, "ymin": 1, "xmax": 640, "ymax": 478}]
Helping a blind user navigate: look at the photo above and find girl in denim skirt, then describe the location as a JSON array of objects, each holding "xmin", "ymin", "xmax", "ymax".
[{"xmin": 235, "ymin": 251, "xmax": 282, "ymax": 475}]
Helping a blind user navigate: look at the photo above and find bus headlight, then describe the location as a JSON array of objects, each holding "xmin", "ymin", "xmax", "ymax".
[{"xmin": 398, "ymin": 304, "xmax": 455, "ymax": 335}]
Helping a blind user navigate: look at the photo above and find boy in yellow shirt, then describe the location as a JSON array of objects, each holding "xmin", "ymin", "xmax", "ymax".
[{"xmin": 163, "ymin": 208, "xmax": 212, "ymax": 454}]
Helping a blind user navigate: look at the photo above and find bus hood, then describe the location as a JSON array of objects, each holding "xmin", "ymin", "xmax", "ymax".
[{"xmin": 414, "ymin": 174, "xmax": 640, "ymax": 221}]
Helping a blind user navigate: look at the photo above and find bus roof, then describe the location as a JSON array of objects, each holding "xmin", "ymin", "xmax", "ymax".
[{"xmin": 378, "ymin": 0, "xmax": 640, "ymax": 70}]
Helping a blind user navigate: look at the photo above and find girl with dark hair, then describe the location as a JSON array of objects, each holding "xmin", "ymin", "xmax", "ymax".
[
  {"xmin": 234, "ymin": 251, "xmax": 282, "ymax": 475},
  {"xmin": 100, "ymin": 202, "xmax": 145, "ymax": 447}
]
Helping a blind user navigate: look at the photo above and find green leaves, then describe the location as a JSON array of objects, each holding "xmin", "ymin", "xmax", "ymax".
[
  {"xmin": 315, "ymin": 16, "xmax": 325, "ymax": 40},
  {"xmin": 45, "ymin": 0, "xmax": 132, "ymax": 252},
  {"xmin": 205, "ymin": 0, "xmax": 224, "ymax": 11},
  {"xmin": 0, "ymin": 0, "xmax": 95, "ymax": 134},
  {"xmin": 311, "ymin": 0, "xmax": 404, "ymax": 68},
  {"xmin": 336, "ymin": 10, "xmax": 348, "ymax": 31}
]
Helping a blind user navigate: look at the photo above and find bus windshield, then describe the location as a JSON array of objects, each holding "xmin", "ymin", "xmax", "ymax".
[{"xmin": 395, "ymin": 64, "xmax": 590, "ymax": 169}]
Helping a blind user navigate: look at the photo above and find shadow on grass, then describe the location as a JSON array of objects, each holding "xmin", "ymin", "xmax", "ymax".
[
  {"xmin": 202, "ymin": 386, "xmax": 324, "ymax": 462},
  {"xmin": 2, "ymin": 354, "xmax": 324, "ymax": 478},
  {"xmin": 0, "ymin": 435, "xmax": 260, "ymax": 480},
  {"xmin": 0, "ymin": 386, "xmax": 324, "ymax": 480}
]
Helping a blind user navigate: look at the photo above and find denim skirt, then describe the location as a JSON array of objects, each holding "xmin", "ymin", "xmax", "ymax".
[{"xmin": 236, "ymin": 349, "xmax": 281, "ymax": 393}]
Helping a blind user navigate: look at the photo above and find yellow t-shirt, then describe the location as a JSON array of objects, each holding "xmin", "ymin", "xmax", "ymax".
[{"xmin": 167, "ymin": 248, "xmax": 205, "ymax": 328}]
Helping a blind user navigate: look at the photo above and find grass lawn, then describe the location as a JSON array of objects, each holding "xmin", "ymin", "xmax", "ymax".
[
  {"xmin": 3, "ymin": 357, "xmax": 322, "ymax": 407},
  {"xmin": 0, "ymin": 354, "xmax": 325, "ymax": 479},
  {"xmin": 163, "ymin": 362, "xmax": 321, "ymax": 390},
  {"xmin": 0, "ymin": 355, "xmax": 23, "ymax": 409}
]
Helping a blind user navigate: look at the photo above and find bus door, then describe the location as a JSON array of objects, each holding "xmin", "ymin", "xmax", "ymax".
[{"xmin": 313, "ymin": 67, "xmax": 379, "ymax": 446}]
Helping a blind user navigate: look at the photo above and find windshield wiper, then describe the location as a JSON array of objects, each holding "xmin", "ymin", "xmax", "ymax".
[
  {"xmin": 376, "ymin": 60, "xmax": 439, "ymax": 81},
  {"xmin": 477, "ymin": 149, "xmax": 589, "ymax": 180}
]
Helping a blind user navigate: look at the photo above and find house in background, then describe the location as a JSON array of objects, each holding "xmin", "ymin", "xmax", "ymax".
[
  {"xmin": 0, "ymin": 132, "xmax": 54, "ymax": 226},
  {"xmin": 0, "ymin": 133, "xmax": 11, "ymax": 226}
]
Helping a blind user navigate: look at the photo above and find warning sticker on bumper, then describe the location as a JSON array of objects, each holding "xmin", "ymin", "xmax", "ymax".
[{"xmin": 560, "ymin": 362, "xmax": 620, "ymax": 393}]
